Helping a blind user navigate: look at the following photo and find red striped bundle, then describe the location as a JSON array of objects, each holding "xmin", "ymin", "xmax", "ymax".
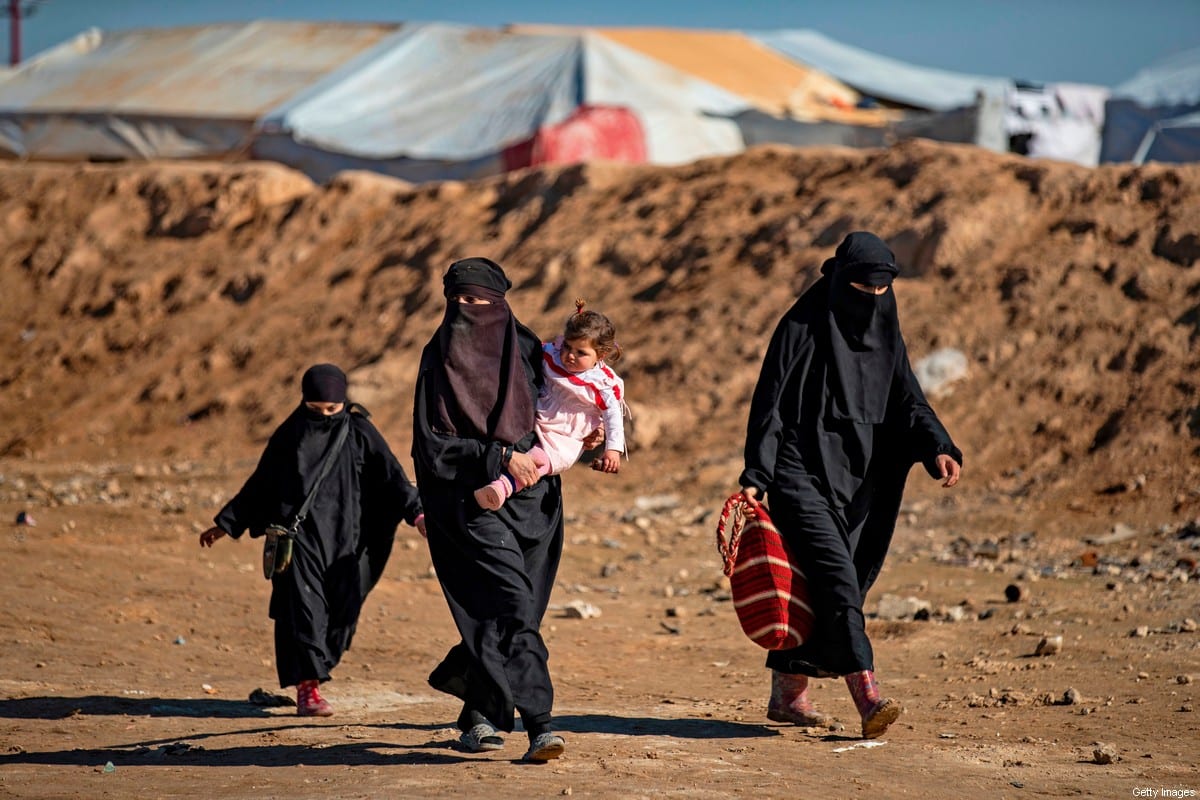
[{"xmin": 716, "ymin": 493, "xmax": 813, "ymax": 650}]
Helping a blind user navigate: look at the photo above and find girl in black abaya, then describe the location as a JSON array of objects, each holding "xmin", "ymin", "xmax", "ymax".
[
  {"xmin": 199, "ymin": 364, "xmax": 424, "ymax": 716},
  {"xmin": 740, "ymin": 232, "xmax": 962, "ymax": 739},
  {"xmin": 412, "ymin": 257, "xmax": 579, "ymax": 763}
]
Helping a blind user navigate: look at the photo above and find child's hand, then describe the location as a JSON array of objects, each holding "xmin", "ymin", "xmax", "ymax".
[
  {"xmin": 199, "ymin": 526, "xmax": 227, "ymax": 547},
  {"xmin": 935, "ymin": 454, "xmax": 961, "ymax": 488},
  {"xmin": 592, "ymin": 449, "xmax": 621, "ymax": 474}
]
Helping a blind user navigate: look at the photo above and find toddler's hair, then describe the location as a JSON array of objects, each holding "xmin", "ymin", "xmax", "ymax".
[{"xmin": 564, "ymin": 299, "xmax": 621, "ymax": 363}]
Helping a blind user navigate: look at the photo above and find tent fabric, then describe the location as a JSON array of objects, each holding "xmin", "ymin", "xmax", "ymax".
[
  {"xmin": 1103, "ymin": 48, "xmax": 1200, "ymax": 165},
  {"xmin": 1133, "ymin": 111, "xmax": 1200, "ymax": 164},
  {"xmin": 0, "ymin": 21, "xmax": 397, "ymax": 160},
  {"xmin": 266, "ymin": 23, "xmax": 747, "ymax": 167},
  {"xmin": 1111, "ymin": 46, "xmax": 1200, "ymax": 107},
  {"xmin": 589, "ymin": 27, "xmax": 895, "ymax": 126},
  {"xmin": 749, "ymin": 29, "xmax": 1013, "ymax": 112},
  {"xmin": 1101, "ymin": 100, "xmax": 1200, "ymax": 164}
]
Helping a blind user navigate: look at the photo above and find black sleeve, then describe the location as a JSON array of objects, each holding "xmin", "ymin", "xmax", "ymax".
[
  {"xmin": 740, "ymin": 312, "xmax": 808, "ymax": 493},
  {"xmin": 890, "ymin": 339, "xmax": 963, "ymax": 478},
  {"xmin": 357, "ymin": 416, "xmax": 423, "ymax": 525},
  {"xmin": 213, "ymin": 426, "xmax": 290, "ymax": 539}
]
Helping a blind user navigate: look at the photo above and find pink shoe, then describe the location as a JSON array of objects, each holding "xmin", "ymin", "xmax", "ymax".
[
  {"xmin": 474, "ymin": 484, "xmax": 505, "ymax": 511},
  {"xmin": 297, "ymin": 680, "xmax": 334, "ymax": 717}
]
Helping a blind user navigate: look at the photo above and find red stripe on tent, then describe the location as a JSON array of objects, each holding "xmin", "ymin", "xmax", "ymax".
[{"xmin": 503, "ymin": 104, "xmax": 647, "ymax": 171}]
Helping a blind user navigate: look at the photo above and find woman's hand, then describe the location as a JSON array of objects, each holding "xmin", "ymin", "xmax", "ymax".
[
  {"xmin": 507, "ymin": 450, "xmax": 541, "ymax": 487},
  {"xmin": 935, "ymin": 454, "xmax": 961, "ymax": 488},
  {"xmin": 414, "ymin": 514, "xmax": 428, "ymax": 539},
  {"xmin": 199, "ymin": 526, "xmax": 227, "ymax": 547}
]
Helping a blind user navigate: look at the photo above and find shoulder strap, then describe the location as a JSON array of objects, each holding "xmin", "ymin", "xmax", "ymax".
[{"xmin": 291, "ymin": 417, "xmax": 351, "ymax": 529}]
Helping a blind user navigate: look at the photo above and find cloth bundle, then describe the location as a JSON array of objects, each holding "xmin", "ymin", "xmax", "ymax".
[{"xmin": 716, "ymin": 492, "xmax": 813, "ymax": 649}]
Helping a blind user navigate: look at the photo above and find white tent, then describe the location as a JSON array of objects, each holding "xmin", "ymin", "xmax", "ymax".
[{"xmin": 748, "ymin": 28, "xmax": 1013, "ymax": 112}]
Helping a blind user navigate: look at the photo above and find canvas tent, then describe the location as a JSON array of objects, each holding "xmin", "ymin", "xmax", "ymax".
[
  {"xmin": 748, "ymin": 29, "xmax": 1013, "ymax": 112},
  {"xmin": 0, "ymin": 21, "xmax": 397, "ymax": 160},
  {"xmin": 1101, "ymin": 46, "xmax": 1200, "ymax": 164},
  {"xmin": 254, "ymin": 22, "xmax": 752, "ymax": 182}
]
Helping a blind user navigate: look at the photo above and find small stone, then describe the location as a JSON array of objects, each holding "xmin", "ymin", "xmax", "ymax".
[
  {"xmin": 1131, "ymin": 626, "xmax": 1150, "ymax": 638},
  {"xmin": 1092, "ymin": 744, "xmax": 1118, "ymax": 764},
  {"xmin": 1035, "ymin": 635, "xmax": 1063, "ymax": 656},
  {"xmin": 1004, "ymin": 584, "xmax": 1022, "ymax": 602},
  {"xmin": 665, "ymin": 607, "xmax": 687, "ymax": 618},
  {"xmin": 1061, "ymin": 687, "xmax": 1083, "ymax": 706},
  {"xmin": 1176, "ymin": 674, "xmax": 1193, "ymax": 685},
  {"xmin": 561, "ymin": 600, "xmax": 601, "ymax": 619},
  {"xmin": 1180, "ymin": 618, "xmax": 1198, "ymax": 633}
]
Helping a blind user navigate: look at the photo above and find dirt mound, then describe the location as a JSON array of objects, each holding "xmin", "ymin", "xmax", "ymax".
[{"xmin": 2, "ymin": 140, "xmax": 1199, "ymax": 536}]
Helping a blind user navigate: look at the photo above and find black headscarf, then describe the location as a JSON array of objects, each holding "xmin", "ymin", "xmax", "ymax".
[
  {"xmin": 301, "ymin": 364, "xmax": 348, "ymax": 403},
  {"xmin": 430, "ymin": 258, "xmax": 535, "ymax": 445},
  {"xmin": 820, "ymin": 232, "xmax": 902, "ymax": 424},
  {"xmin": 292, "ymin": 364, "xmax": 351, "ymax": 492}
]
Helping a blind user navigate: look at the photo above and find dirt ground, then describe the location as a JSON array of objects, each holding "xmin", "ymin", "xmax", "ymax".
[{"xmin": 0, "ymin": 140, "xmax": 1198, "ymax": 798}]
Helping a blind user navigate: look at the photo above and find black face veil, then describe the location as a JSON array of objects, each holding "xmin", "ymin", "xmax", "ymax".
[
  {"xmin": 430, "ymin": 257, "xmax": 535, "ymax": 445},
  {"xmin": 820, "ymin": 232, "xmax": 902, "ymax": 424}
]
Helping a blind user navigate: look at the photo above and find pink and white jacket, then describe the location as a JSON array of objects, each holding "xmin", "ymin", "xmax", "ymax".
[{"xmin": 534, "ymin": 337, "xmax": 628, "ymax": 474}]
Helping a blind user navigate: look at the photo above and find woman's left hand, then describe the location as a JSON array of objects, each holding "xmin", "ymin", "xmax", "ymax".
[
  {"xmin": 936, "ymin": 454, "xmax": 961, "ymax": 488},
  {"xmin": 507, "ymin": 450, "xmax": 541, "ymax": 486}
]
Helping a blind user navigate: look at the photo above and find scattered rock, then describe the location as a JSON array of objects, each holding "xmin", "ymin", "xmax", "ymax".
[
  {"xmin": 561, "ymin": 600, "xmax": 602, "ymax": 619},
  {"xmin": 1092, "ymin": 743, "xmax": 1118, "ymax": 764},
  {"xmin": 1035, "ymin": 635, "xmax": 1063, "ymax": 656}
]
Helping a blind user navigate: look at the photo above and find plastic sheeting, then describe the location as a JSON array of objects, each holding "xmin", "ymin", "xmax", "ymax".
[
  {"xmin": 1102, "ymin": 47, "xmax": 1200, "ymax": 164},
  {"xmin": 1101, "ymin": 100, "xmax": 1200, "ymax": 164},
  {"xmin": 1112, "ymin": 46, "xmax": 1200, "ymax": 107},
  {"xmin": 0, "ymin": 22, "xmax": 397, "ymax": 160},
  {"xmin": 749, "ymin": 29, "xmax": 1013, "ymax": 112},
  {"xmin": 265, "ymin": 23, "xmax": 746, "ymax": 163}
]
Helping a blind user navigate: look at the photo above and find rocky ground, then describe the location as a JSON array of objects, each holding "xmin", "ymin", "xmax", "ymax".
[{"xmin": 0, "ymin": 140, "xmax": 1198, "ymax": 797}]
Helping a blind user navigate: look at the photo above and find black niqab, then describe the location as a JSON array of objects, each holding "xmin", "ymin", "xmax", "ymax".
[
  {"xmin": 822, "ymin": 232, "xmax": 901, "ymax": 424},
  {"xmin": 431, "ymin": 258, "xmax": 535, "ymax": 445}
]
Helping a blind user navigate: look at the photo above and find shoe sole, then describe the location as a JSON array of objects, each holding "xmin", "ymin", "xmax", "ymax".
[
  {"xmin": 861, "ymin": 699, "xmax": 902, "ymax": 739},
  {"xmin": 766, "ymin": 707, "xmax": 831, "ymax": 727},
  {"xmin": 523, "ymin": 740, "xmax": 565, "ymax": 762},
  {"xmin": 460, "ymin": 737, "xmax": 504, "ymax": 753}
]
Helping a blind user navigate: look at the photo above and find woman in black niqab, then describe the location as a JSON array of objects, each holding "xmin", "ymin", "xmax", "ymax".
[
  {"xmin": 739, "ymin": 231, "xmax": 962, "ymax": 739},
  {"xmin": 412, "ymin": 257, "xmax": 569, "ymax": 763}
]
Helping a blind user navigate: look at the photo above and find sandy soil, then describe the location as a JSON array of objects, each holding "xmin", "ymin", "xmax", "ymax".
[{"xmin": 0, "ymin": 139, "xmax": 1198, "ymax": 797}]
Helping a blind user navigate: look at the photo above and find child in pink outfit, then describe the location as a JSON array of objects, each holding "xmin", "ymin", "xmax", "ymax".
[{"xmin": 475, "ymin": 301, "xmax": 626, "ymax": 510}]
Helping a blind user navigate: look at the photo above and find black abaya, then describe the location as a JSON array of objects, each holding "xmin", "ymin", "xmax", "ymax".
[
  {"xmin": 740, "ymin": 234, "xmax": 961, "ymax": 677},
  {"xmin": 214, "ymin": 404, "xmax": 422, "ymax": 687},
  {"xmin": 413, "ymin": 271, "xmax": 563, "ymax": 735}
]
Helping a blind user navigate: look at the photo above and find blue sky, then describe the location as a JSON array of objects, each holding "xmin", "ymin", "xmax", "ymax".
[{"xmin": 8, "ymin": 0, "xmax": 1200, "ymax": 87}]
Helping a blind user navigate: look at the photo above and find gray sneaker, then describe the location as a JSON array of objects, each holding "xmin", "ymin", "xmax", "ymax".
[
  {"xmin": 522, "ymin": 732, "xmax": 565, "ymax": 762},
  {"xmin": 459, "ymin": 723, "xmax": 504, "ymax": 752}
]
